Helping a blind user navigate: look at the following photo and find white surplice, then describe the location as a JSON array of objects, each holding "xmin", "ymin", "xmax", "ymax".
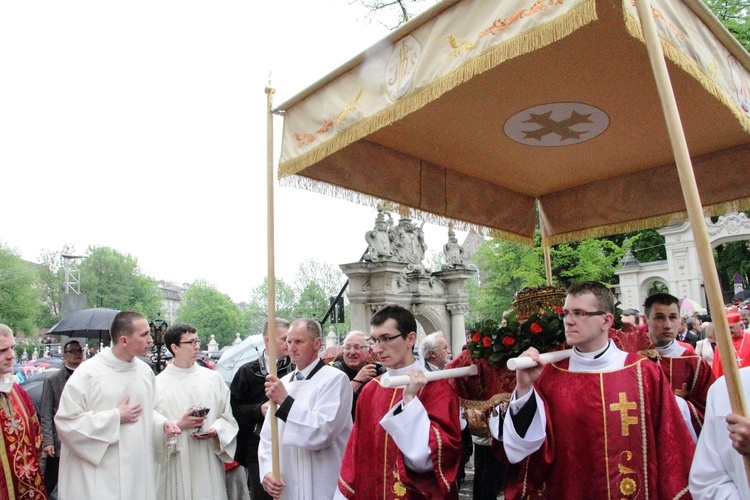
[
  {"xmin": 155, "ymin": 363, "xmax": 238, "ymax": 500},
  {"xmin": 258, "ymin": 360, "xmax": 352, "ymax": 500},
  {"xmin": 55, "ymin": 348, "xmax": 166, "ymax": 499},
  {"xmin": 690, "ymin": 367, "xmax": 750, "ymax": 499}
]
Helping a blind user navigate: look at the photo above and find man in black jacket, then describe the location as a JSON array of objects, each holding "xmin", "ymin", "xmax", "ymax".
[{"xmin": 230, "ymin": 319, "xmax": 293, "ymax": 500}]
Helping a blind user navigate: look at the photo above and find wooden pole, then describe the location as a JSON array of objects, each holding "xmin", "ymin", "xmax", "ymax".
[
  {"xmin": 264, "ymin": 83, "xmax": 281, "ymax": 487},
  {"xmin": 634, "ymin": 0, "xmax": 750, "ymax": 482}
]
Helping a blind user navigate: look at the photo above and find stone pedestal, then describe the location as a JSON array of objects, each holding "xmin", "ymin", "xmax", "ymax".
[{"xmin": 340, "ymin": 261, "xmax": 476, "ymax": 353}]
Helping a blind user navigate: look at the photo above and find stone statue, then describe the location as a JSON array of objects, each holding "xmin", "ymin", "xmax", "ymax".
[
  {"xmin": 393, "ymin": 217, "xmax": 427, "ymax": 272},
  {"xmin": 233, "ymin": 332, "xmax": 242, "ymax": 346},
  {"xmin": 364, "ymin": 211, "xmax": 394, "ymax": 262},
  {"xmin": 442, "ymin": 228, "xmax": 464, "ymax": 269}
]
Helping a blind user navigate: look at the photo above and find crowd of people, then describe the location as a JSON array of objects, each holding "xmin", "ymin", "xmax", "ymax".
[{"xmin": 3, "ymin": 283, "xmax": 750, "ymax": 498}]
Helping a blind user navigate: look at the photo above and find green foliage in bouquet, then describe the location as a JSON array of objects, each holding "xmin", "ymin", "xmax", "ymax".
[
  {"xmin": 466, "ymin": 309, "xmax": 566, "ymax": 366},
  {"xmin": 467, "ymin": 302, "xmax": 624, "ymax": 366}
]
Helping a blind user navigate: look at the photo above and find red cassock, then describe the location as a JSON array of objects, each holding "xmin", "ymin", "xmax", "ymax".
[
  {"xmin": 0, "ymin": 384, "xmax": 47, "ymax": 499},
  {"xmin": 505, "ymin": 354, "xmax": 694, "ymax": 499},
  {"xmin": 657, "ymin": 354, "xmax": 715, "ymax": 436},
  {"xmin": 712, "ymin": 332, "xmax": 750, "ymax": 378},
  {"xmin": 338, "ymin": 377, "xmax": 462, "ymax": 499}
]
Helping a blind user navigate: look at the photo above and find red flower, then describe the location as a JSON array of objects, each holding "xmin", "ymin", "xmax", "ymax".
[
  {"xmin": 502, "ymin": 336, "xmax": 516, "ymax": 347},
  {"xmin": 530, "ymin": 322, "xmax": 543, "ymax": 334},
  {"xmin": 554, "ymin": 306, "xmax": 563, "ymax": 314},
  {"xmin": 482, "ymin": 337, "xmax": 492, "ymax": 347},
  {"xmin": 472, "ymin": 332, "xmax": 482, "ymax": 343}
]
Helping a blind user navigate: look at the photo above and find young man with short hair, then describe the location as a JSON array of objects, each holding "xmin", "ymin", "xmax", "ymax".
[
  {"xmin": 501, "ymin": 282, "xmax": 695, "ymax": 498},
  {"xmin": 643, "ymin": 293, "xmax": 715, "ymax": 439},
  {"xmin": 155, "ymin": 323, "xmax": 238, "ymax": 499},
  {"xmin": 336, "ymin": 305, "xmax": 463, "ymax": 499},
  {"xmin": 56, "ymin": 311, "xmax": 178, "ymax": 499}
]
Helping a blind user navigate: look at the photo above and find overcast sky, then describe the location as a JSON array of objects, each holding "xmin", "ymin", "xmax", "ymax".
[{"xmin": 0, "ymin": 0, "xmax": 464, "ymax": 302}]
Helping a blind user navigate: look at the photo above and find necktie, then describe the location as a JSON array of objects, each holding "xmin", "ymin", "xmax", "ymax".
[{"xmin": 293, "ymin": 371, "xmax": 305, "ymax": 381}]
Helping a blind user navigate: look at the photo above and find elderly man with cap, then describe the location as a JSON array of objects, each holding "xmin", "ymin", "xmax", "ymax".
[{"xmin": 712, "ymin": 309, "xmax": 750, "ymax": 378}]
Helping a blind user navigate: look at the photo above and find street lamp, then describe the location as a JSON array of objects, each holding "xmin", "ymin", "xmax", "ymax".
[{"xmin": 150, "ymin": 312, "xmax": 168, "ymax": 373}]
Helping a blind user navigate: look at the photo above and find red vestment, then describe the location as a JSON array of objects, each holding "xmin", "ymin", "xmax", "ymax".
[
  {"xmin": 656, "ymin": 354, "xmax": 715, "ymax": 435},
  {"xmin": 712, "ymin": 332, "xmax": 750, "ymax": 378},
  {"xmin": 0, "ymin": 384, "xmax": 47, "ymax": 499},
  {"xmin": 505, "ymin": 354, "xmax": 694, "ymax": 499},
  {"xmin": 338, "ymin": 377, "xmax": 462, "ymax": 499}
]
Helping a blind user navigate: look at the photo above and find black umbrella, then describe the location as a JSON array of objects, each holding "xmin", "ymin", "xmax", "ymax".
[
  {"xmin": 47, "ymin": 308, "xmax": 120, "ymax": 345},
  {"xmin": 20, "ymin": 369, "xmax": 59, "ymax": 414},
  {"xmin": 733, "ymin": 290, "xmax": 750, "ymax": 302}
]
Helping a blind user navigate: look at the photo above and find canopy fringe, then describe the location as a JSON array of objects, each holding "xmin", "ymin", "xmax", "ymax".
[
  {"xmin": 623, "ymin": 10, "xmax": 750, "ymax": 135},
  {"xmin": 279, "ymin": 175, "xmax": 534, "ymax": 245},
  {"xmin": 279, "ymin": 0, "xmax": 598, "ymax": 177},
  {"xmin": 546, "ymin": 198, "xmax": 750, "ymax": 246}
]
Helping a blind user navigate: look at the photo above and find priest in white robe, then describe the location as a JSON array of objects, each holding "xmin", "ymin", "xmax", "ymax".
[
  {"xmin": 56, "ymin": 312, "xmax": 177, "ymax": 499},
  {"xmin": 690, "ymin": 366, "xmax": 750, "ymax": 499},
  {"xmin": 258, "ymin": 319, "xmax": 352, "ymax": 500},
  {"xmin": 155, "ymin": 323, "xmax": 238, "ymax": 500}
]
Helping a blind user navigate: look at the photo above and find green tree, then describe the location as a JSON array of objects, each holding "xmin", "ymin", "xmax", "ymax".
[
  {"xmin": 36, "ymin": 245, "xmax": 78, "ymax": 325},
  {"xmin": 176, "ymin": 279, "xmax": 242, "ymax": 347},
  {"xmin": 293, "ymin": 259, "xmax": 347, "ymax": 325},
  {"xmin": 706, "ymin": 0, "xmax": 750, "ymax": 50},
  {"xmin": 242, "ymin": 278, "xmax": 297, "ymax": 336},
  {"xmin": 0, "ymin": 244, "xmax": 41, "ymax": 336},
  {"xmin": 468, "ymin": 237, "xmax": 545, "ymax": 323},
  {"xmin": 78, "ymin": 246, "xmax": 162, "ymax": 316},
  {"xmin": 551, "ymin": 238, "xmax": 625, "ymax": 287}
]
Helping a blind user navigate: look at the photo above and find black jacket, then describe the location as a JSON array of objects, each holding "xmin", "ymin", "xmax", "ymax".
[{"xmin": 230, "ymin": 355, "xmax": 294, "ymax": 467}]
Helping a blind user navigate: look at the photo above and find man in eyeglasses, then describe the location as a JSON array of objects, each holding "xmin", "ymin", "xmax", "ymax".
[
  {"xmin": 336, "ymin": 305, "xmax": 463, "ymax": 499},
  {"xmin": 39, "ymin": 339, "xmax": 83, "ymax": 495},
  {"xmin": 499, "ymin": 281, "xmax": 695, "ymax": 498},
  {"xmin": 331, "ymin": 330, "xmax": 385, "ymax": 419},
  {"xmin": 154, "ymin": 323, "xmax": 238, "ymax": 499}
]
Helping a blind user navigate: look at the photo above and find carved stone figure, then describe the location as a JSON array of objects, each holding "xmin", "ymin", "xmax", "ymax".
[
  {"xmin": 442, "ymin": 229, "xmax": 464, "ymax": 269},
  {"xmin": 364, "ymin": 211, "xmax": 394, "ymax": 262},
  {"xmin": 393, "ymin": 217, "xmax": 427, "ymax": 272}
]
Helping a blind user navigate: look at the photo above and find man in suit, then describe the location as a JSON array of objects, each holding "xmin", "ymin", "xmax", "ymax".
[
  {"xmin": 678, "ymin": 317, "xmax": 700, "ymax": 347},
  {"xmin": 40, "ymin": 339, "xmax": 83, "ymax": 495}
]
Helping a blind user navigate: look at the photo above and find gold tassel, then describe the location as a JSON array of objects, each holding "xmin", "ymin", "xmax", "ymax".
[
  {"xmin": 279, "ymin": 0, "xmax": 598, "ymax": 178},
  {"xmin": 545, "ymin": 198, "xmax": 750, "ymax": 246},
  {"xmin": 279, "ymin": 175, "xmax": 535, "ymax": 245},
  {"xmin": 623, "ymin": 10, "xmax": 750, "ymax": 135}
]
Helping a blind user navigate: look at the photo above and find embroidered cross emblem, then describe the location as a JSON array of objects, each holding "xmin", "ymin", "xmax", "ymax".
[
  {"xmin": 675, "ymin": 383, "xmax": 689, "ymax": 399},
  {"xmin": 522, "ymin": 111, "xmax": 593, "ymax": 141},
  {"xmin": 610, "ymin": 392, "xmax": 638, "ymax": 436}
]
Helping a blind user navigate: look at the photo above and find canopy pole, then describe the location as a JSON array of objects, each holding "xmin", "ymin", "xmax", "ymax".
[
  {"xmin": 635, "ymin": 0, "xmax": 750, "ymax": 482},
  {"xmin": 543, "ymin": 244, "xmax": 553, "ymax": 286},
  {"xmin": 264, "ymin": 82, "xmax": 281, "ymax": 488},
  {"xmin": 537, "ymin": 200, "xmax": 553, "ymax": 286}
]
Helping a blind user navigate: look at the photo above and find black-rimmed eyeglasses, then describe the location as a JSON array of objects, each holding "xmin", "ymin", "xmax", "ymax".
[
  {"xmin": 367, "ymin": 333, "xmax": 405, "ymax": 346},
  {"xmin": 178, "ymin": 339, "xmax": 200, "ymax": 347},
  {"xmin": 558, "ymin": 310, "xmax": 607, "ymax": 320},
  {"xmin": 65, "ymin": 348, "xmax": 83, "ymax": 354}
]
